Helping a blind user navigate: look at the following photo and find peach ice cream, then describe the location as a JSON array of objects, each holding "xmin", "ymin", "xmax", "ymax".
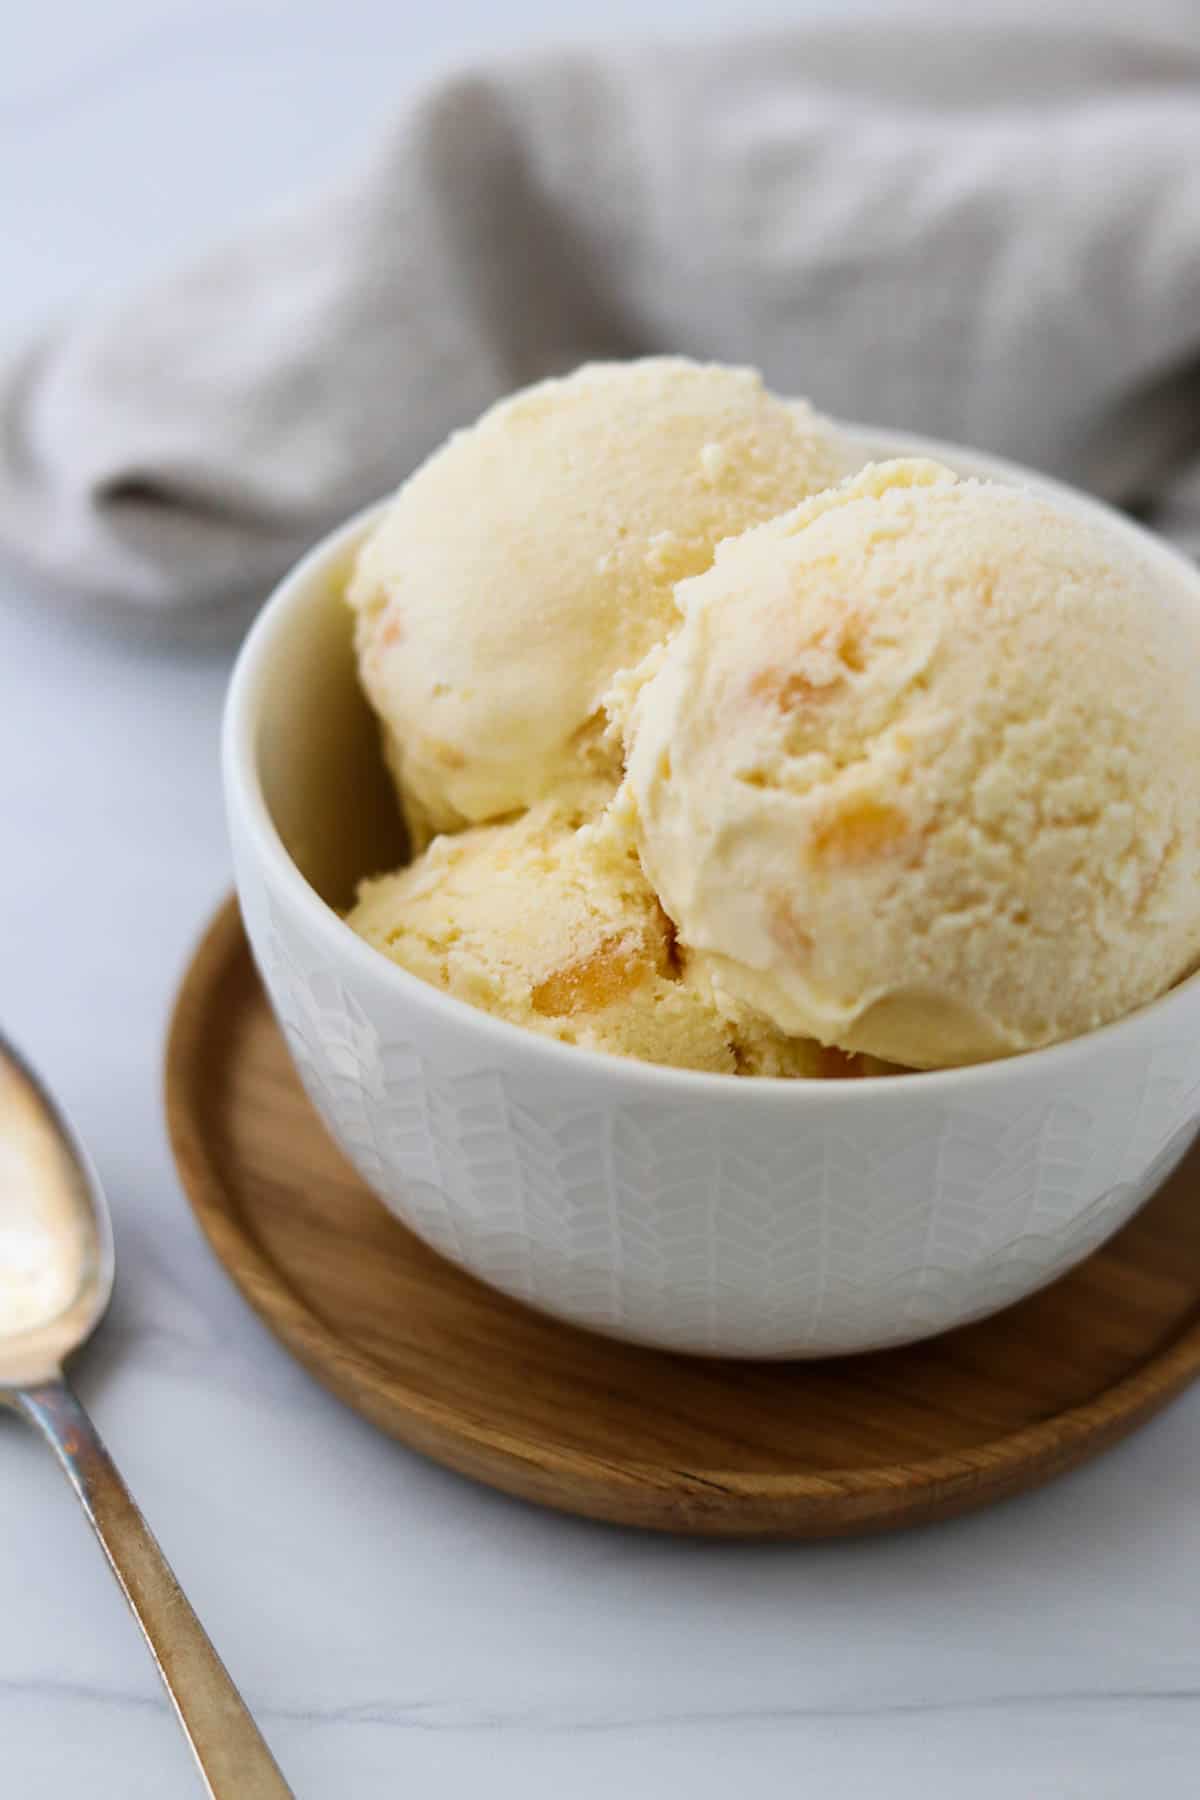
[
  {"xmin": 347, "ymin": 358, "xmax": 850, "ymax": 846},
  {"xmin": 616, "ymin": 460, "xmax": 1200, "ymax": 1067},
  {"xmin": 346, "ymin": 795, "xmax": 891, "ymax": 1076}
]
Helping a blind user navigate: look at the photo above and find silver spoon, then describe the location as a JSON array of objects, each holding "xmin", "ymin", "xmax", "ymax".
[{"xmin": 0, "ymin": 1036, "xmax": 293, "ymax": 1798}]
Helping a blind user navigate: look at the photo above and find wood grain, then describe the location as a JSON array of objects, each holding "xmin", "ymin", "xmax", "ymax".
[{"xmin": 165, "ymin": 898, "xmax": 1200, "ymax": 1538}]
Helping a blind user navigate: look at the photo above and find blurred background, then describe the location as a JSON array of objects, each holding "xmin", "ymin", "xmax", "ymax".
[
  {"xmin": 14, "ymin": 0, "xmax": 1174, "ymax": 339},
  {"xmin": 6, "ymin": 0, "xmax": 864, "ymax": 338}
]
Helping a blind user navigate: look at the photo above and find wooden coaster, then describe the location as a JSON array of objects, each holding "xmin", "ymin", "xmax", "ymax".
[{"xmin": 166, "ymin": 898, "xmax": 1200, "ymax": 1538}]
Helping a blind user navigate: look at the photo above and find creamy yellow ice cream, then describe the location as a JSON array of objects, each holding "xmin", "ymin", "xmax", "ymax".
[
  {"xmin": 347, "ymin": 358, "xmax": 849, "ymax": 846},
  {"xmin": 617, "ymin": 460, "xmax": 1200, "ymax": 1067},
  {"xmin": 346, "ymin": 797, "xmax": 889, "ymax": 1076}
]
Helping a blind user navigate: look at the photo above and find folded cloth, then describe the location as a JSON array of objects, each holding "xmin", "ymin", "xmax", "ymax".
[{"xmin": 4, "ymin": 13, "xmax": 1200, "ymax": 637}]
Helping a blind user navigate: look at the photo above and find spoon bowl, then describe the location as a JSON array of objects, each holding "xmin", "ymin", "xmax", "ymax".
[
  {"xmin": 0, "ymin": 1037, "xmax": 113, "ymax": 1387},
  {"xmin": 0, "ymin": 1034, "xmax": 292, "ymax": 1798}
]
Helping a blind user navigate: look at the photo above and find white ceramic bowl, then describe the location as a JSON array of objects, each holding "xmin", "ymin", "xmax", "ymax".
[{"xmin": 223, "ymin": 427, "xmax": 1200, "ymax": 1358}]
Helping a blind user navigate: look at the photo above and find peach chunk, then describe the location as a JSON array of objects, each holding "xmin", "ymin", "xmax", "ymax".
[
  {"xmin": 750, "ymin": 667, "xmax": 830, "ymax": 709},
  {"xmin": 768, "ymin": 894, "xmax": 814, "ymax": 961},
  {"xmin": 378, "ymin": 607, "xmax": 405, "ymax": 648},
  {"xmin": 749, "ymin": 616, "xmax": 866, "ymax": 710},
  {"xmin": 810, "ymin": 796, "xmax": 913, "ymax": 867},
  {"xmin": 531, "ymin": 933, "xmax": 651, "ymax": 1017}
]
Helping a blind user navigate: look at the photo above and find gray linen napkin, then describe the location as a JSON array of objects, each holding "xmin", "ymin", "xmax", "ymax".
[{"xmin": 3, "ymin": 16, "xmax": 1200, "ymax": 638}]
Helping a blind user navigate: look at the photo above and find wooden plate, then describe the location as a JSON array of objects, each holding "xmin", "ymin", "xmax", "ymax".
[{"xmin": 166, "ymin": 898, "xmax": 1200, "ymax": 1538}]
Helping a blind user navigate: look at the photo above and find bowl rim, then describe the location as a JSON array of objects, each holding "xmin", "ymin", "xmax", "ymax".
[{"xmin": 223, "ymin": 420, "xmax": 1200, "ymax": 1104}]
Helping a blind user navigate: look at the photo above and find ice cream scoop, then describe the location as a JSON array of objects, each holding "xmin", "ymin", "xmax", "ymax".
[
  {"xmin": 617, "ymin": 460, "xmax": 1200, "ymax": 1067},
  {"xmin": 347, "ymin": 358, "xmax": 849, "ymax": 845},
  {"xmin": 345, "ymin": 796, "xmax": 885, "ymax": 1077}
]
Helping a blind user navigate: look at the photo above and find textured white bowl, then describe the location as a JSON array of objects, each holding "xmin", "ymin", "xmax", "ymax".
[{"xmin": 223, "ymin": 427, "xmax": 1200, "ymax": 1358}]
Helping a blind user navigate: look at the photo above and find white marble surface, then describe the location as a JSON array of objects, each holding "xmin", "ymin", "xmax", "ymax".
[{"xmin": 5, "ymin": 4, "xmax": 1200, "ymax": 1796}]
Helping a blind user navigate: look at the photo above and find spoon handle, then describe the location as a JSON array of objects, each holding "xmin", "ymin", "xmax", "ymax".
[{"xmin": 15, "ymin": 1377, "xmax": 294, "ymax": 1799}]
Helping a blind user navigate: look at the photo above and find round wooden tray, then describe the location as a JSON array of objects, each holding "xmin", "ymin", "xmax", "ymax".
[{"xmin": 166, "ymin": 897, "xmax": 1200, "ymax": 1538}]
